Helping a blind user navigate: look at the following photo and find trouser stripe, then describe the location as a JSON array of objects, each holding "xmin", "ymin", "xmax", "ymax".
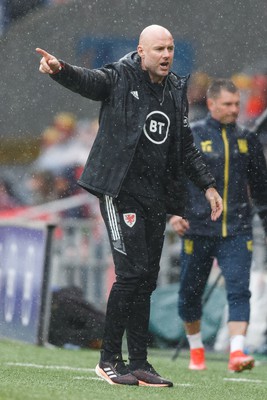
[{"xmin": 105, "ymin": 195, "xmax": 120, "ymax": 241}]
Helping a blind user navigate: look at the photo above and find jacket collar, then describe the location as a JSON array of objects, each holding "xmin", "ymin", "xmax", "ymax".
[{"xmin": 206, "ymin": 113, "xmax": 237, "ymax": 131}]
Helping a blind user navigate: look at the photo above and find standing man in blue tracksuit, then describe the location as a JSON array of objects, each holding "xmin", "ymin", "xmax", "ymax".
[{"xmin": 170, "ymin": 78, "xmax": 267, "ymax": 372}]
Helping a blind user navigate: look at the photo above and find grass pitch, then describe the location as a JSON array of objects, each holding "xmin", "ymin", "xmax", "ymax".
[{"xmin": 0, "ymin": 339, "xmax": 267, "ymax": 400}]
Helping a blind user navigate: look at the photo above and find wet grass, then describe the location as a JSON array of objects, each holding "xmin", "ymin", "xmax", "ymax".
[{"xmin": 0, "ymin": 339, "xmax": 267, "ymax": 400}]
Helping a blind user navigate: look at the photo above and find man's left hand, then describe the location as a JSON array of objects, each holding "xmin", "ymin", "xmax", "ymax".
[{"xmin": 205, "ymin": 188, "xmax": 223, "ymax": 221}]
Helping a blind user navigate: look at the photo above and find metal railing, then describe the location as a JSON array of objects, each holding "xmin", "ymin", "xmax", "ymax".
[{"xmin": 49, "ymin": 218, "xmax": 182, "ymax": 311}]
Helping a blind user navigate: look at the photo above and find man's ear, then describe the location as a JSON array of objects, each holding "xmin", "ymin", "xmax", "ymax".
[
  {"xmin": 207, "ymin": 97, "xmax": 213, "ymax": 112},
  {"xmin": 137, "ymin": 45, "xmax": 144, "ymax": 58}
]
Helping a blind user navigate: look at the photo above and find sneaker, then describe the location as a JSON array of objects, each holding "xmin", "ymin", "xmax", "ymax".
[
  {"xmin": 189, "ymin": 348, "xmax": 207, "ymax": 370},
  {"xmin": 95, "ymin": 355, "xmax": 139, "ymax": 385},
  {"xmin": 129, "ymin": 361, "xmax": 173, "ymax": 387},
  {"xmin": 228, "ymin": 351, "xmax": 255, "ymax": 372}
]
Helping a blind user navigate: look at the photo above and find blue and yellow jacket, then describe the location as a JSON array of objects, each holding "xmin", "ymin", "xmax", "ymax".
[{"xmin": 184, "ymin": 114, "xmax": 267, "ymax": 237}]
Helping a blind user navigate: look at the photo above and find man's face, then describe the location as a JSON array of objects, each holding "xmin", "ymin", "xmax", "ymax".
[
  {"xmin": 138, "ymin": 33, "xmax": 174, "ymax": 83},
  {"xmin": 207, "ymin": 89, "xmax": 240, "ymax": 124}
]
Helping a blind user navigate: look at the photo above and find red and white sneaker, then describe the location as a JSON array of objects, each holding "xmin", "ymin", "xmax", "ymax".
[
  {"xmin": 228, "ymin": 351, "xmax": 255, "ymax": 372},
  {"xmin": 189, "ymin": 348, "xmax": 207, "ymax": 370}
]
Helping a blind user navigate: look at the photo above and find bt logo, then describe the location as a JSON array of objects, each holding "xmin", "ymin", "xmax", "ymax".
[{"xmin": 143, "ymin": 111, "xmax": 170, "ymax": 144}]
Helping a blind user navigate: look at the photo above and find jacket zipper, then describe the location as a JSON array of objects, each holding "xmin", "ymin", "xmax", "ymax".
[
  {"xmin": 221, "ymin": 127, "xmax": 229, "ymax": 237},
  {"xmin": 160, "ymin": 77, "xmax": 168, "ymax": 106}
]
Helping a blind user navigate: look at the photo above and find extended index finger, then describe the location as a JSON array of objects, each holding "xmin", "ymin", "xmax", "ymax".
[{"xmin": 36, "ymin": 47, "xmax": 52, "ymax": 59}]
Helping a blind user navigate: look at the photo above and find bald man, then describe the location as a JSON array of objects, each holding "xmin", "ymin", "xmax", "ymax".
[{"xmin": 36, "ymin": 25, "xmax": 222, "ymax": 387}]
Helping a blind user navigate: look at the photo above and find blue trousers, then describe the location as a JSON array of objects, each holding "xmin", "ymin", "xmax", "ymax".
[{"xmin": 178, "ymin": 234, "xmax": 253, "ymax": 323}]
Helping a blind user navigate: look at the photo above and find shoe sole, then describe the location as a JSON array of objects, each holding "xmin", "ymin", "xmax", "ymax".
[
  {"xmin": 138, "ymin": 380, "xmax": 173, "ymax": 387},
  {"xmin": 229, "ymin": 360, "xmax": 255, "ymax": 373}
]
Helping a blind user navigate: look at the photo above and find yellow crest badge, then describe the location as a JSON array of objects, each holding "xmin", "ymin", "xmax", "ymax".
[
  {"xmin": 184, "ymin": 239, "xmax": 194, "ymax": 255},
  {"xmin": 237, "ymin": 139, "xmax": 248, "ymax": 153},
  {"xmin": 247, "ymin": 240, "xmax": 253, "ymax": 252},
  {"xmin": 201, "ymin": 140, "xmax": 213, "ymax": 153}
]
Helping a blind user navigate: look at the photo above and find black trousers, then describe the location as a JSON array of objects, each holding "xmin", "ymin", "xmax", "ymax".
[{"xmin": 99, "ymin": 191, "xmax": 166, "ymax": 361}]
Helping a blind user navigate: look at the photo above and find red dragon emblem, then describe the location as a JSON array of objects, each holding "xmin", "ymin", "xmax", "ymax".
[{"xmin": 123, "ymin": 213, "xmax": 136, "ymax": 227}]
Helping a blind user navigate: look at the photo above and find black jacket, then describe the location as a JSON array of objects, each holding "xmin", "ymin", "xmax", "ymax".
[
  {"xmin": 51, "ymin": 52, "xmax": 215, "ymax": 215},
  {"xmin": 184, "ymin": 114, "xmax": 267, "ymax": 236}
]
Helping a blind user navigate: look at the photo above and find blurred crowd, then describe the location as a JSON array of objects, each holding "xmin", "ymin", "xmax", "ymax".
[
  {"xmin": 0, "ymin": 112, "xmax": 99, "ymax": 220},
  {"xmin": 28, "ymin": 112, "xmax": 99, "ymax": 218}
]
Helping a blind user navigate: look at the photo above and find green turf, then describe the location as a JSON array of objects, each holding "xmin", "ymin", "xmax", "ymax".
[{"xmin": 0, "ymin": 339, "xmax": 267, "ymax": 400}]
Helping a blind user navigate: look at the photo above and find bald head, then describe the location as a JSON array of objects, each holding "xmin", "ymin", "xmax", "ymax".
[{"xmin": 139, "ymin": 25, "xmax": 173, "ymax": 47}]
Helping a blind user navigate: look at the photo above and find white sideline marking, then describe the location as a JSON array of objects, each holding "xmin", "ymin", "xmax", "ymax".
[
  {"xmin": 224, "ymin": 378, "xmax": 264, "ymax": 384},
  {"xmin": 6, "ymin": 362, "xmax": 95, "ymax": 372},
  {"xmin": 176, "ymin": 383, "xmax": 194, "ymax": 387}
]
